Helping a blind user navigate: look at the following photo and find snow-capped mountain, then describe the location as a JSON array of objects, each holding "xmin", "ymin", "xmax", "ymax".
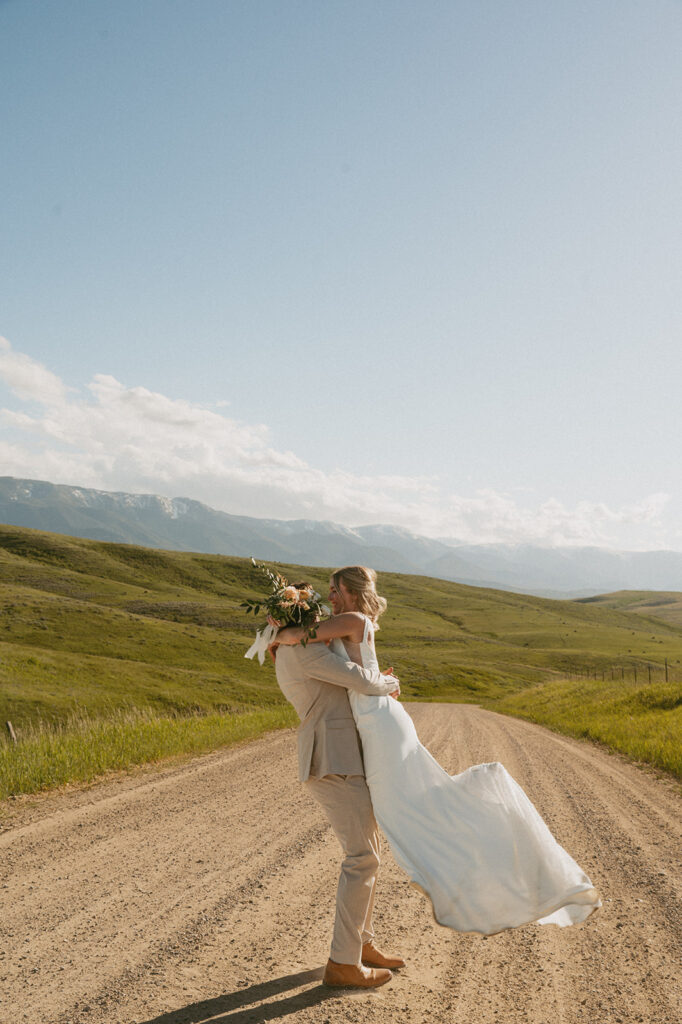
[{"xmin": 2, "ymin": 476, "xmax": 682, "ymax": 597}]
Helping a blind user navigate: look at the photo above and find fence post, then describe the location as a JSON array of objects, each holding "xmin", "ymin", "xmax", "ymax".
[
  {"xmin": 665, "ymin": 658, "xmax": 669, "ymax": 682},
  {"xmin": 648, "ymin": 664, "xmax": 651, "ymax": 684}
]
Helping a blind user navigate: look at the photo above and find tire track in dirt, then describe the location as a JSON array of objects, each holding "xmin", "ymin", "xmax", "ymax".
[{"xmin": 1, "ymin": 705, "xmax": 680, "ymax": 1024}]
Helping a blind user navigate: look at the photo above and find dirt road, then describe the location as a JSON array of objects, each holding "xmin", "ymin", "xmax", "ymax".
[{"xmin": 1, "ymin": 704, "xmax": 681, "ymax": 1024}]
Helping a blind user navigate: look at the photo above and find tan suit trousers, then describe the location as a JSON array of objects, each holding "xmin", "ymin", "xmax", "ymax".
[{"xmin": 305, "ymin": 773, "xmax": 381, "ymax": 965}]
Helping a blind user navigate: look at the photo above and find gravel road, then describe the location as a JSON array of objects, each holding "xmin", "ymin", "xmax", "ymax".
[{"xmin": 1, "ymin": 704, "xmax": 680, "ymax": 1024}]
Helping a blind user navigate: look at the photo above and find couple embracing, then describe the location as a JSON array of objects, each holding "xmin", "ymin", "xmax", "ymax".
[{"xmin": 262, "ymin": 565, "xmax": 600, "ymax": 990}]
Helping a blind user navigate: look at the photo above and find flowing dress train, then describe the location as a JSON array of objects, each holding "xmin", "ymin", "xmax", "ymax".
[{"xmin": 332, "ymin": 621, "xmax": 601, "ymax": 935}]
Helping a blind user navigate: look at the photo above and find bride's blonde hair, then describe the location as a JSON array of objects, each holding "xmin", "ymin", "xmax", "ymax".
[{"xmin": 330, "ymin": 565, "xmax": 387, "ymax": 628}]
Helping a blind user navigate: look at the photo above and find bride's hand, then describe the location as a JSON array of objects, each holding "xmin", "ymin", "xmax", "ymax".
[{"xmin": 384, "ymin": 666, "xmax": 400, "ymax": 699}]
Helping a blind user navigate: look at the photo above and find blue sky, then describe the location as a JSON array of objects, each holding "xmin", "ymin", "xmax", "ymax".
[{"xmin": 1, "ymin": 1, "xmax": 681, "ymax": 549}]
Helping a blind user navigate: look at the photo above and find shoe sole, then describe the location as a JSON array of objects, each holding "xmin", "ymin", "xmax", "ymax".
[
  {"xmin": 361, "ymin": 961, "xmax": 406, "ymax": 970},
  {"xmin": 323, "ymin": 977, "xmax": 392, "ymax": 989}
]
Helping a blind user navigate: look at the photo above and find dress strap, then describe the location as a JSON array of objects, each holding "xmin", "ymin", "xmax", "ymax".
[{"xmin": 362, "ymin": 615, "xmax": 372, "ymax": 644}]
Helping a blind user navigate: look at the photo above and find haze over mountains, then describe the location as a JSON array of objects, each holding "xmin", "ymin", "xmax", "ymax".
[{"xmin": 2, "ymin": 476, "xmax": 682, "ymax": 597}]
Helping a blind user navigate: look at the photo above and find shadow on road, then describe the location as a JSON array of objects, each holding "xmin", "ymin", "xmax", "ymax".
[{"xmin": 138, "ymin": 967, "xmax": 341, "ymax": 1024}]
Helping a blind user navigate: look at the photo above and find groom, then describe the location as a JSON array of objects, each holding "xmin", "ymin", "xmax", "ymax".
[{"xmin": 273, "ymin": 639, "xmax": 405, "ymax": 989}]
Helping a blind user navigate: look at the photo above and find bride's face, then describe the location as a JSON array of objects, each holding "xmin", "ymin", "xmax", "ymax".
[{"xmin": 329, "ymin": 579, "xmax": 357, "ymax": 614}]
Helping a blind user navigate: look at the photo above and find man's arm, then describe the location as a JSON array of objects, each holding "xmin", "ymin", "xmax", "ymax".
[{"xmin": 303, "ymin": 644, "xmax": 400, "ymax": 696}]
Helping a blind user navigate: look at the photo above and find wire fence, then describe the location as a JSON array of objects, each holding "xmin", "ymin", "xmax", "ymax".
[{"xmin": 562, "ymin": 658, "xmax": 681, "ymax": 685}]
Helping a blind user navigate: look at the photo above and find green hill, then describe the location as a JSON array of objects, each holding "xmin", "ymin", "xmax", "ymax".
[
  {"xmin": 1, "ymin": 524, "xmax": 681, "ymax": 795},
  {"xmin": 576, "ymin": 590, "xmax": 682, "ymax": 629}
]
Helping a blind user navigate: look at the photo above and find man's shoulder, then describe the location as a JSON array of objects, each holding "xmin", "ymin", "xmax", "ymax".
[
  {"xmin": 282, "ymin": 641, "xmax": 336, "ymax": 657},
  {"xmin": 279, "ymin": 644, "xmax": 333, "ymax": 666},
  {"xmin": 276, "ymin": 643, "xmax": 328, "ymax": 672}
]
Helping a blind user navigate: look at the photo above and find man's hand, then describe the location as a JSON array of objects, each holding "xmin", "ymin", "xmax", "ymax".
[{"xmin": 268, "ymin": 642, "xmax": 279, "ymax": 664}]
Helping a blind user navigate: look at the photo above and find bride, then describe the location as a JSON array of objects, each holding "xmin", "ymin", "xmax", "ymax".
[{"xmin": 273, "ymin": 565, "xmax": 601, "ymax": 935}]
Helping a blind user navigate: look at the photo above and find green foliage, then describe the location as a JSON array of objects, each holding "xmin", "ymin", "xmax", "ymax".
[{"xmin": 240, "ymin": 558, "xmax": 325, "ymax": 641}]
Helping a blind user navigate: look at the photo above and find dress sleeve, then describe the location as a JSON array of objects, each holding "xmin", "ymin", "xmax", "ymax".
[{"xmin": 304, "ymin": 644, "xmax": 398, "ymax": 696}]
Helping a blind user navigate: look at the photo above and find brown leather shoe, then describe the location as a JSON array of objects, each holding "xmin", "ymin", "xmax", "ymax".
[
  {"xmin": 361, "ymin": 941, "xmax": 406, "ymax": 969},
  {"xmin": 323, "ymin": 959, "xmax": 392, "ymax": 988}
]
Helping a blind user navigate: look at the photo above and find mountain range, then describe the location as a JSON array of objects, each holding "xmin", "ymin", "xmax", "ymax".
[{"xmin": 2, "ymin": 475, "xmax": 682, "ymax": 597}]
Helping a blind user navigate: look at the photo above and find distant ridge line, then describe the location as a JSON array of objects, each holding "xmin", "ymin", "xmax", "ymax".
[{"xmin": 1, "ymin": 476, "xmax": 682, "ymax": 598}]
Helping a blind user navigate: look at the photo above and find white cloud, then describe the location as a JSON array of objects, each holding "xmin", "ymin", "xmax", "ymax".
[
  {"xmin": 432, "ymin": 490, "xmax": 671, "ymax": 548},
  {"xmin": 0, "ymin": 337, "xmax": 67, "ymax": 406},
  {"xmin": 0, "ymin": 337, "xmax": 673, "ymax": 549}
]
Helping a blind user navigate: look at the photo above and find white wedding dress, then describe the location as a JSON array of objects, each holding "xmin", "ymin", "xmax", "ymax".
[{"xmin": 332, "ymin": 619, "xmax": 601, "ymax": 935}]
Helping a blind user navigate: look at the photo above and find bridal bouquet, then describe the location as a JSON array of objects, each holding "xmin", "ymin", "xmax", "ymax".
[{"xmin": 242, "ymin": 559, "xmax": 329, "ymax": 664}]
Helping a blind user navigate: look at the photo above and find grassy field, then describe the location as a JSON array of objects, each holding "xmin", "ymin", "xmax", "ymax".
[
  {"xmin": 576, "ymin": 589, "xmax": 682, "ymax": 629},
  {"xmin": 0, "ymin": 704, "xmax": 297, "ymax": 799},
  {"xmin": 495, "ymin": 676, "xmax": 682, "ymax": 777},
  {"xmin": 1, "ymin": 524, "xmax": 681, "ymax": 798}
]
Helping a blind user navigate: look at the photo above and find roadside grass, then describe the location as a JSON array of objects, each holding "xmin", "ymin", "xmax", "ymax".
[
  {"xmin": 493, "ymin": 677, "xmax": 682, "ymax": 778},
  {"xmin": 1, "ymin": 523, "xmax": 682, "ymax": 797},
  {"xmin": 0, "ymin": 704, "xmax": 298, "ymax": 801}
]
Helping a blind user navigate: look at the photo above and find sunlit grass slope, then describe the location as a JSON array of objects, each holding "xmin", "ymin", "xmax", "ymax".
[
  {"xmin": 495, "ymin": 676, "xmax": 682, "ymax": 777},
  {"xmin": 3, "ymin": 524, "xmax": 682, "ymax": 727},
  {"xmin": 576, "ymin": 590, "xmax": 682, "ymax": 629},
  {"xmin": 376, "ymin": 572, "xmax": 682, "ymax": 699},
  {"xmin": 1, "ymin": 523, "xmax": 682, "ymax": 795}
]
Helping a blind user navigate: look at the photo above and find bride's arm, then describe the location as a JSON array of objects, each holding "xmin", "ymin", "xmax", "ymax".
[{"xmin": 275, "ymin": 612, "xmax": 365, "ymax": 646}]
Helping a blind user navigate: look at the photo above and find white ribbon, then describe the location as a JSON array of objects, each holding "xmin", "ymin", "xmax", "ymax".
[{"xmin": 244, "ymin": 623, "xmax": 279, "ymax": 666}]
